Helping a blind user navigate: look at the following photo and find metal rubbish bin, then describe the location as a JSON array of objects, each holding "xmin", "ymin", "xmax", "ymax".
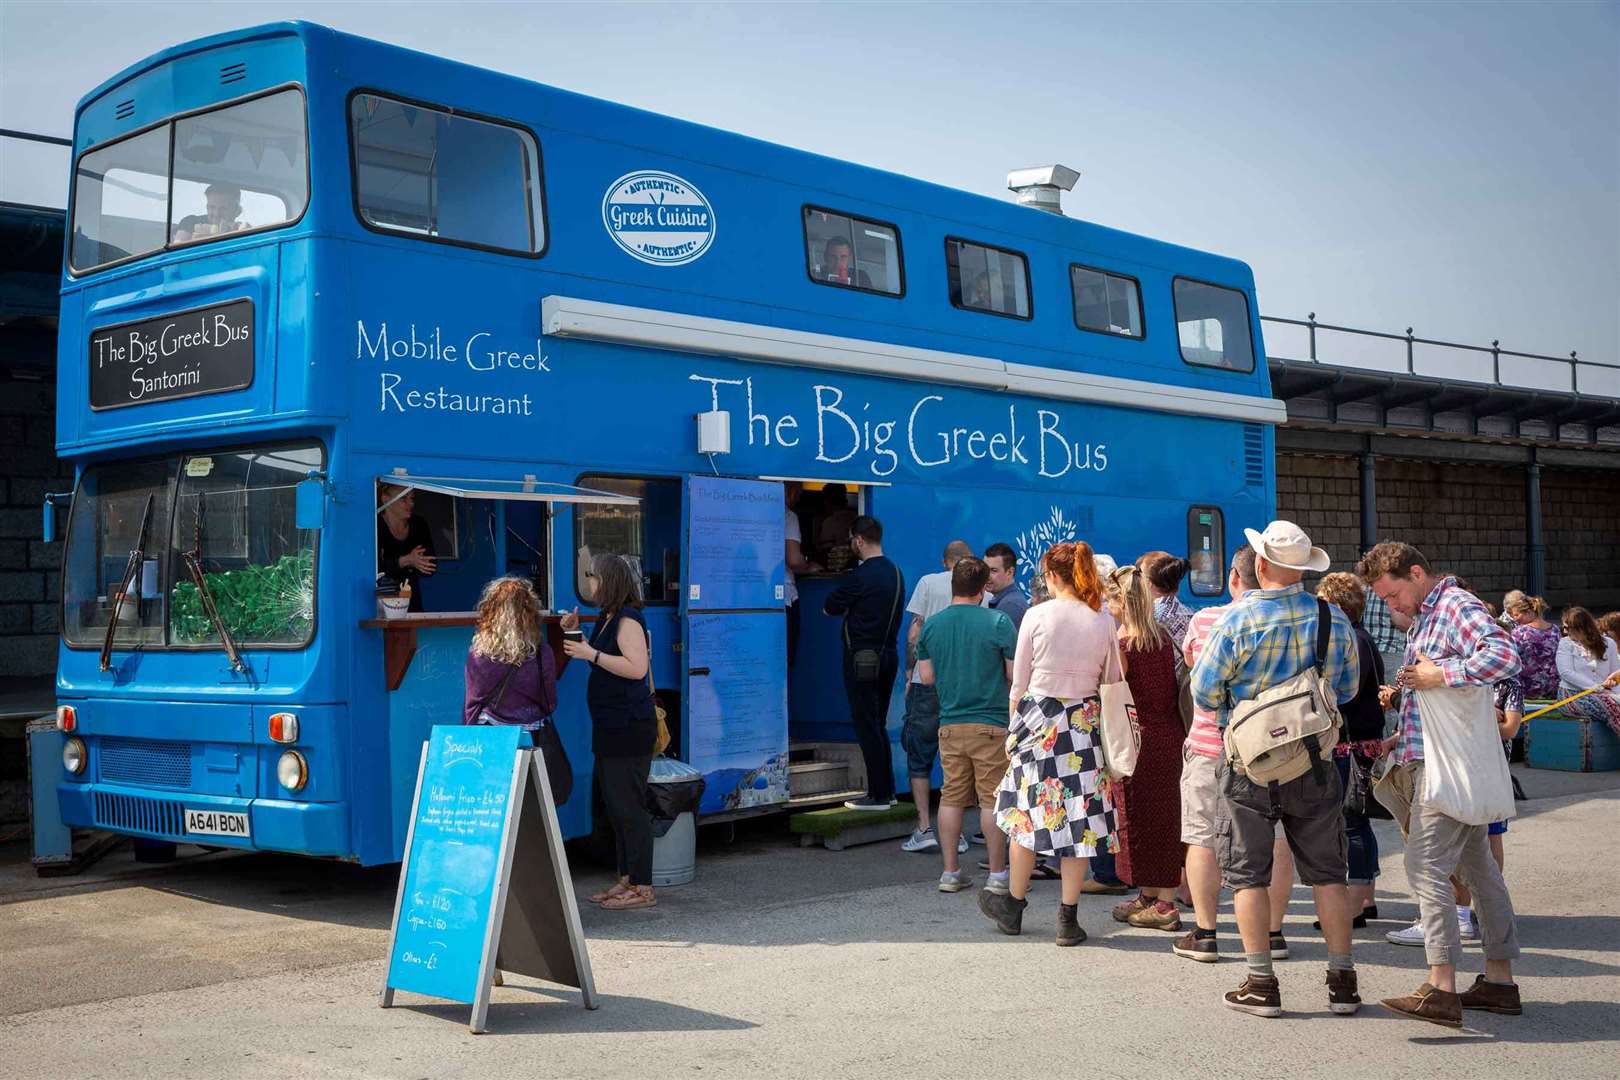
[{"xmin": 647, "ymin": 757, "xmax": 705, "ymax": 887}]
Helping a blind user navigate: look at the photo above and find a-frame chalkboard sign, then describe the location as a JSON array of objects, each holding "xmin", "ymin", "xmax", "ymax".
[{"xmin": 381, "ymin": 725, "xmax": 597, "ymax": 1032}]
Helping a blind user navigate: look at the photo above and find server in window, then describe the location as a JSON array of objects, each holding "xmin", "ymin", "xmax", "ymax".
[
  {"xmin": 173, "ymin": 183, "xmax": 246, "ymax": 243},
  {"xmin": 821, "ymin": 236, "xmax": 872, "ymax": 288},
  {"xmin": 377, "ymin": 483, "xmax": 436, "ymax": 612}
]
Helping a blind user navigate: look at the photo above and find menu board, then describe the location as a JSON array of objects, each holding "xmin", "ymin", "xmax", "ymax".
[
  {"xmin": 89, "ymin": 298, "xmax": 255, "ymax": 410},
  {"xmin": 685, "ymin": 611, "xmax": 789, "ymax": 814},
  {"xmin": 685, "ymin": 476, "xmax": 784, "ymax": 611},
  {"xmin": 385, "ymin": 724, "xmax": 523, "ymax": 1006}
]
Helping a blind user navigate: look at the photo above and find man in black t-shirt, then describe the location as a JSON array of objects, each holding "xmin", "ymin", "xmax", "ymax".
[{"xmin": 824, "ymin": 515, "xmax": 904, "ymax": 810}]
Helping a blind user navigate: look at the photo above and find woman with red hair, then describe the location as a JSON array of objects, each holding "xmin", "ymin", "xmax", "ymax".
[{"xmin": 981, "ymin": 541, "xmax": 1122, "ymax": 946}]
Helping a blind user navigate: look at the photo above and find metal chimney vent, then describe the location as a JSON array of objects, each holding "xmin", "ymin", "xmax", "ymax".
[{"xmin": 1007, "ymin": 164, "xmax": 1080, "ymax": 215}]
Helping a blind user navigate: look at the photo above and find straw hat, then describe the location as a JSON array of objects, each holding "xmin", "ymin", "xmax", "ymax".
[{"xmin": 1244, "ymin": 520, "xmax": 1330, "ymax": 573}]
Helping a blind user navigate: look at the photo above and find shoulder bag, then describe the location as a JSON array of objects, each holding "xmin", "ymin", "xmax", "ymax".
[
  {"xmin": 1098, "ymin": 627, "xmax": 1141, "ymax": 777},
  {"xmin": 1413, "ymin": 684, "xmax": 1514, "ymax": 826},
  {"xmin": 1222, "ymin": 598, "xmax": 1343, "ymax": 786},
  {"xmin": 645, "ymin": 626, "xmax": 672, "ymax": 756},
  {"xmin": 476, "ymin": 656, "xmax": 574, "ymax": 805},
  {"xmin": 848, "ymin": 562, "xmax": 903, "ymax": 683}
]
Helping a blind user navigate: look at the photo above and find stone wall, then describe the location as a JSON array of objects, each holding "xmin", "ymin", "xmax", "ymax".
[
  {"xmin": 1274, "ymin": 454, "xmax": 1363, "ymax": 576},
  {"xmin": 0, "ymin": 375, "xmax": 67, "ymax": 679},
  {"xmin": 1373, "ymin": 458, "xmax": 1528, "ymax": 604},
  {"xmin": 1541, "ymin": 467, "xmax": 1620, "ymax": 611}
]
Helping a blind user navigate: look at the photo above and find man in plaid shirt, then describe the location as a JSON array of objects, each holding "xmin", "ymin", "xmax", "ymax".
[
  {"xmin": 1358, "ymin": 541, "xmax": 1523, "ymax": 1027},
  {"xmin": 1191, "ymin": 521, "xmax": 1362, "ymax": 1019}
]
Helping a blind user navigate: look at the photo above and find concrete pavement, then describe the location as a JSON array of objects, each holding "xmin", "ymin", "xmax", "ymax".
[{"xmin": 2, "ymin": 765, "xmax": 1617, "ymax": 1079}]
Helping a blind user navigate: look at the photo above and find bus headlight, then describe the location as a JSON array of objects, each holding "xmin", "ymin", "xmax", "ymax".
[
  {"xmin": 276, "ymin": 750, "xmax": 308, "ymax": 792},
  {"xmin": 63, "ymin": 737, "xmax": 87, "ymax": 775}
]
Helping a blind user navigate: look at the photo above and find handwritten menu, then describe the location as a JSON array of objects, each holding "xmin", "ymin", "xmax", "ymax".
[
  {"xmin": 686, "ymin": 612, "xmax": 789, "ymax": 814},
  {"xmin": 685, "ymin": 476, "xmax": 784, "ymax": 610},
  {"xmin": 386, "ymin": 724, "xmax": 523, "ymax": 1004}
]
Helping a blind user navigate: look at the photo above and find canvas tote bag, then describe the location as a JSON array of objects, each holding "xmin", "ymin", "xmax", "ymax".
[
  {"xmin": 1099, "ymin": 630, "xmax": 1140, "ymax": 777},
  {"xmin": 1413, "ymin": 684, "xmax": 1515, "ymax": 826}
]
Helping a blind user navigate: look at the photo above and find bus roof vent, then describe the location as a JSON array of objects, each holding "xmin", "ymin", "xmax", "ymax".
[
  {"xmin": 114, "ymin": 99, "xmax": 135, "ymax": 121},
  {"xmin": 1007, "ymin": 165, "xmax": 1080, "ymax": 216},
  {"xmin": 220, "ymin": 62, "xmax": 247, "ymax": 85}
]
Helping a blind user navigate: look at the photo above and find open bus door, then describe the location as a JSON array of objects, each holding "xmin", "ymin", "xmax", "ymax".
[{"xmin": 680, "ymin": 476, "xmax": 789, "ymax": 816}]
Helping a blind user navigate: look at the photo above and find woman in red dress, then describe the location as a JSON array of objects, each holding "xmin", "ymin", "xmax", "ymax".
[{"xmin": 1105, "ymin": 565, "xmax": 1185, "ymax": 931}]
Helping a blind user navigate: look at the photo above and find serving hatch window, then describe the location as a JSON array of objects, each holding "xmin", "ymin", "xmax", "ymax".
[
  {"xmin": 574, "ymin": 475, "xmax": 680, "ymax": 605},
  {"xmin": 946, "ymin": 237, "xmax": 1030, "ymax": 319},
  {"xmin": 350, "ymin": 93, "xmax": 545, "ymax": 255},
  {"xmin": 1174, "ymin": 278, "xmax": 1255, "ymax": 372},
  {"xmin": 803, "ymin": 207, "xmax": 902, "ymax": 296},
  {"xmin": 1071, "ymin": 264, "xmax": 1143, "ymax": 339}
]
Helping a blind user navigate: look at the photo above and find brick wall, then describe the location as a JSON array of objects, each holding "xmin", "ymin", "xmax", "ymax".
[
  {"xmin": 1275, "ymin": 454, "xmax": 1363, "ymax": 576},
  {"xmin": 1374, "ymin": 459, "xmax": 1527, "ymax": 603},
  {"xmin": 0, "ymin": 375, "xmax": 67, "ymax": 679},
  {"xmin": 1542, "ymin": 468, "xmax": 1620, "ymax": 610}
]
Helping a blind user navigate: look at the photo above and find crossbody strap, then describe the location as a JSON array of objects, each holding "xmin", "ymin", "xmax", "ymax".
[
  {"xmin": 883, "ymin": 563, "xmax": 904, "ymax": 644},
  {"xmin": 485, "ymin": 663, "xmax": 519, "ymax": 720},
  {"xmin": 1313, "ymin": 598, "xmax": 1332, "ymax": 676}
]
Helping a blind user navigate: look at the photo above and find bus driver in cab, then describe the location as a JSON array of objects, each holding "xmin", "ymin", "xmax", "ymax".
[{"xmin": 173, "ymin": 183, "xmax": 247, "ymax": 243}]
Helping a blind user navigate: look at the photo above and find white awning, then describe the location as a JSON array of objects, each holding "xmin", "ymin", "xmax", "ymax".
[{"xmin": 377, "ymin": 473, "xmax": 639, "ymax": 513}]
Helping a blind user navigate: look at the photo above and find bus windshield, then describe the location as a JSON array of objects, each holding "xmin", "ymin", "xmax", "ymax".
[
  {"xmin": 70, "ymin": 87, "xmax": 308, "ymax": 272},
  {"xmin": 63, "ymin": 442, "xmax": 322, "ymax": 649}
]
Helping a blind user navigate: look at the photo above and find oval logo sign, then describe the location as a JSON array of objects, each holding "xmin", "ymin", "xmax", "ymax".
[{"xmin": 601, "ymin": 171, "xmax": 716, "ymax": 266}]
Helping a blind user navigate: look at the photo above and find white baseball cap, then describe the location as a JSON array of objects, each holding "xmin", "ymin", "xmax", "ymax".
[{"xmin": 1244, "ymin": 520, "xmax": 1330, "ymax": 573}]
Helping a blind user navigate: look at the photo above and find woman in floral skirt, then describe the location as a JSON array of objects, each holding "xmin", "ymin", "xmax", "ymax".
[{"xmin": 981, "ymin": 541, "xmax": 1121, "ymax": 946}]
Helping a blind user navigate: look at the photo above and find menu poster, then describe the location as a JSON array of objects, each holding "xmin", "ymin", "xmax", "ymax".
[
  {"xmin": 686, "ymin": 612, "xmax": 789, "ymax": 815},
  {"xmin": 382, "ymin": 725, "xmax": 596, "ymax": 1032},
  {"xmin": 685, "ymin": 475, "xmax": 784, "ymax": 611}
]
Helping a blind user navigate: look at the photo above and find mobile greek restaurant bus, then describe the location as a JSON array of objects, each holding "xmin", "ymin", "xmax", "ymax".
[{"xmin": 51, "ymin": 22, "xmax": 1283, "ymax": 864}]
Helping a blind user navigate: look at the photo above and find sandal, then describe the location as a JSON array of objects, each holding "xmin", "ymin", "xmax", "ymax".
[
  {"xmin": 1030, "ymin": 861, "xmax": 1063, "ymax": 881},
  {"xmin": 601, "ymin": 885, "xmax": 657, "ymax": 911},
  {"xmin": 589, "ymin": 880, "xmax": 631, "ymax": 904}
]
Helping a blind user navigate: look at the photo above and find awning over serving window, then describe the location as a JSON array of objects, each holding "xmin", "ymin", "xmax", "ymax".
[{"xmin": 376, "ymin": 473, "xmax": 640, "ymax": 513}]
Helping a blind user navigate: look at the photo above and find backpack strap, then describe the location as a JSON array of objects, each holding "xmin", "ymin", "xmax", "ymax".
[{"xmin": 1313, "ymin": 598, "xmax": 1332, "ymax": 676}]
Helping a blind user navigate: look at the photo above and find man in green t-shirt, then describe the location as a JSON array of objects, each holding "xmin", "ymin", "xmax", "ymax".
[{"xmin": 916, "ymin": 557, "xmax": 1016, "ymax": 895}]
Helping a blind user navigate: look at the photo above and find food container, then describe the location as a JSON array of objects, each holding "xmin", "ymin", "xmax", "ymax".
[{"xmin": 378, "ymin": 596, "xmax": 410, "ymax": 619}]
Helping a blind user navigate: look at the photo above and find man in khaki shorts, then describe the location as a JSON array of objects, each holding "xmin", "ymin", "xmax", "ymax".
[{"xmin": 916, "ymin": 557, "xmax": 1017, "ymax": 895}]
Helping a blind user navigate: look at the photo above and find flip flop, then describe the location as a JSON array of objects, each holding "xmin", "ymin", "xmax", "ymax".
[
  {"xmin": 1030, "ymin": 861, "xmax": 1063, "ymax": 881},
  {"xmin": 601, "ymin": 887, "xmax": 657, "ymax": 911},
  {"xmin": 589, "ymin": 882, "xmax": 631, "ymax": 904}
]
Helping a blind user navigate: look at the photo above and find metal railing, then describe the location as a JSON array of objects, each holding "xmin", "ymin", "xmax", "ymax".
[{"xmin": 1261, "ymin": 313, "xmax": 1619, "ymax": 398}]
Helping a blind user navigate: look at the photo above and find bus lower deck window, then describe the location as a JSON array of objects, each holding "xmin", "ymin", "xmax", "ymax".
[{"xmin": 1187, "ymin": 507, "xmax": 1225, "ymax": 597}]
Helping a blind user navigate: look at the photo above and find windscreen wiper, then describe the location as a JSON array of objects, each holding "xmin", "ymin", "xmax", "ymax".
[
  {"xmin": 183, "ymin": 489, "xmax": 246, "ymax": 674},
  {"xmin": 100, "ymin": 493, "xmax": 154, "ymax": 672}
]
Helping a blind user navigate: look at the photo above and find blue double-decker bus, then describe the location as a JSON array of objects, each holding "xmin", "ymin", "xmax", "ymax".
[{"xmin": 51, "ymin": 22, "xmax": 1282, "ymax": 865}]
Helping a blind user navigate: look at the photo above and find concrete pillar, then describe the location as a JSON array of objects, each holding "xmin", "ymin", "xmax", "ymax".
[
  {"xmin": 1526, "ymin": 458, "xmax": 1546, "ymax": 596},
  {"xmin": 1359, "ymin": 450, "xmax": 1377, "ymax": 553}
]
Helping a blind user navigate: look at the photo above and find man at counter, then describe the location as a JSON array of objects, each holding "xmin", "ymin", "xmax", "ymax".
[
  {"xmin": 825, "ymin": 516, "xmax": 905, "ymax": 811},
  {"xmin": 378, "ymin": 483, "xmax": 436, "ymax": 612}
]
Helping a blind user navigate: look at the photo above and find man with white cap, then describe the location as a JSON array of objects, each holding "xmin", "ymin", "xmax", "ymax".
[{"xmin": 1191, "ymin": 521, "xmax": 1363, "ymax": 1018}]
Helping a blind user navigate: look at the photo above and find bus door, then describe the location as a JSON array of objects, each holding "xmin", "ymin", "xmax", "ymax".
[{"xmin": 680, "ymin": 476, "xmax": 788, "ymax": 816}]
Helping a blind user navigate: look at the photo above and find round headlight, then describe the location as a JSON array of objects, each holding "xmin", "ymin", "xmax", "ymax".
[
  {"xmin": 63, "ymin": 736, "xmax": 87, "ymax": 775},
  {"xmin": 276, "ymin": 750, "xmax": 308, "ymax": 792}
]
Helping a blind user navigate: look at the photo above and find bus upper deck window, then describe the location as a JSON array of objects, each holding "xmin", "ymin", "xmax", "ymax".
[
  {"xmin": 170, "ymin": 89, "xmax": 308, "ymax": 247},
  {"xmin": 1174, "ymin": 278, "xmax": 1255, "ymax": 372},
  {"xmin": 946, "ymin": 238, "xmax": 1030, "ymax": 319},
  {"xmin": 69, "ymin": 125, "xmax": 170, "ymax": 271},
  {"xmin": 350, "ymin": 93, "xmax": 545, "ymax": 256},
  {"xmin": 1071, "ymin": 264, "xmax": 1143, "ymax": 339},
  {"xmin": 1187, "ymin": 506, "xmax": 1225, "ymax": 597},
  {"xmin": 803, "ymin": 207, "xmax": 903, "ymax": 296}
]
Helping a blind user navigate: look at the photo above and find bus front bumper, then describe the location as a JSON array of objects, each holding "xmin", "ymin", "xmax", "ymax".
[{"xmin": 58, "ymin": 782, "xmax": 351, "ymax": 859}]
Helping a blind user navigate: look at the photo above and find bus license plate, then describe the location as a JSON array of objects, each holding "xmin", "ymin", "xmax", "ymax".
[{"xmin": 184, "ymin": 809, "xmax": 251, "ymax": 838}]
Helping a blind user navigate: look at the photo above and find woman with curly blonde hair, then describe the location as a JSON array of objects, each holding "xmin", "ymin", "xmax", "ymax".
[
  {"xmin": 463, "ymin": 575, "xmax": 559, "ymax": 733},
  {"xmin": 981, "ymin": 541, "xmax": 1121, "ymax": 946}
]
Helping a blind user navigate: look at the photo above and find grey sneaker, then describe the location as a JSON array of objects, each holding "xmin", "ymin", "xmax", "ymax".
[
  {"xmin": 984, "ymin": 871, "xmax": 1010, "ymax": 895},
  {"xmin": 938, "ymin": 869, "xmax": 971, "ymax": 893},
  {"xmin": 957, "ymin": 833, "xmax": 970, "ymax": 854},
  {"xmin": 901, "ymin": 827, "xmax": 940, "ymax": 853}
]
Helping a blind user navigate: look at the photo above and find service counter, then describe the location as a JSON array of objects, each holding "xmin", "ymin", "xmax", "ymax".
[{"xmin": 358, "ymin": 611, "xmax": 594, "ymax": 691}]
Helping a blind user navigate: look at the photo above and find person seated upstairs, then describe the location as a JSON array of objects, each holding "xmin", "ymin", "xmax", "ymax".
[
  {"xmin": 174, "ymin": 183, "xmax": 246, "ymax": 243},
  {"xmin": 821, "ymin": 236, "xmax": 873, "ymax": 288}
]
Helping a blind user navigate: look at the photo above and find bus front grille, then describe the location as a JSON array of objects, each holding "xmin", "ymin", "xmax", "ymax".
[
  {"xmin": 94, "ymin": 791, "xmax": 185, "ymax": 836},
  {"xmin": 100, "ymin": 738, "xmax": 192, "ymax": 788}
]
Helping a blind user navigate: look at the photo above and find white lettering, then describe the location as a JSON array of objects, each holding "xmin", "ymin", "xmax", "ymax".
[{"xmin": 813, "ymin": 385, "xmax": 859, "ymax": 464}]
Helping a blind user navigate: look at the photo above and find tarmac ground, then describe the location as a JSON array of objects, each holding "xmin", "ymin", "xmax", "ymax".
[{"xmin": 1, "ymin": 763, "xmax": 1617, "ymax": 1079}]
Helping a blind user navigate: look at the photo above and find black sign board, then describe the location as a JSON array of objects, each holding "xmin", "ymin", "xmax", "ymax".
[{"xmin": 89, "ymin": 298, "xmax": 255, "ymax": 410}]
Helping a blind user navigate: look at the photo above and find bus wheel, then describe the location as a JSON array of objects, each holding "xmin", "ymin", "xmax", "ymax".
[{"xmin": 132, "ymin": 838, "xmax": 177, "ymax": 863}]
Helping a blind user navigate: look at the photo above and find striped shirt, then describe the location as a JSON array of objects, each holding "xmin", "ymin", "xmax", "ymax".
[
  {"xmin": 1190, "ymin": 582, "xmax": 1360, "ymax": 728},
  {"xmin": 1392, "ymin": 576, "xmax": 1521, "ymax": 764},
  {"xmin": 1182, "ymin": 602, "xmax": 1238, "ymax": 756},
  {"xmin": 1155, "ymin": 594, "xmax": 1195, "ymax": 652}
]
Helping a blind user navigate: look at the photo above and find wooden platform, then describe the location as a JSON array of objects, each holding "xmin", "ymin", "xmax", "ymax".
[{"xmin": 789, "ymin": 802, "xmax": 916, "ymax": 851}]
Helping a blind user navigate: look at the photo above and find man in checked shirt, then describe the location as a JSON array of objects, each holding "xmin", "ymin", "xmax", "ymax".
[{"xmin": 1358, "ymin": 541, "xmax": 1524, "ymax": 1028}]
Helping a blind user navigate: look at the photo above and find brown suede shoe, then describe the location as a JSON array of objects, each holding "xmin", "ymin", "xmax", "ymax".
[
  {"xmin": 1080, "ymin": 877, "xmax": 1130, "ymax": 896},
  {"xmin": 1112, "ymin": 893, "xmax": 1152, "ymax": 922},
  {"xmin": 1127, "ymin": 899, "xmax": 1183, "ymax": 931},
  {"xmin": 1380, "ymin": 982, "xmax": 1463, "ymax": 1028},
  {"xmin": 1459, "ymin": 975, "xmax": 1523, "ymax": 1015}
]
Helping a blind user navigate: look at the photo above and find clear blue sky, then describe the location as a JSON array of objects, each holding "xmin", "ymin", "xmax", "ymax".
[{"xmin": 3, "ymin": 0, "xmax": 1616, "ymax": 373}]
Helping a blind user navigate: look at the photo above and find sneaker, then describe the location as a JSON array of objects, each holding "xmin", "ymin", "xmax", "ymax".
[
  {"xmin": 1314, "ymin": 912, "xmax": 1369, "ymax": 931},
  {"xmin": 844, "ymin": 796, "xmax": 893, "ymax": 811},
  {"xmin": 1326, "ymin": 969, "xmax": 1362, "ymax": 1015},
  {"xmin": 1458, "ymin": 974, "xmax": 1523, "ymax": 1015},
  {"xmin": 901, "ymin": 827, "xmax": 940, "ymax": 853},
  {"xmin": 977, "ymin": 859, "xmax": 991, "ymax": 871},
  {"xmin": 984, "ymin": 871, "xmax": 1010, "ymax": 895},
  {"xmin": 1386, "ymin": 919, "xmax": 1427, "ymax": 947},
  {"xmin": 1269, "ymin": 932, "xmax": 1290, "ymax": 960},
  {"xmin": 1172, "ymin": 929, "xmax": 1219, "ymax": 963},
  {"xmin": 967, "ymin": 832, "xmax": 987, "ymax": 845},
  {"xmin": 1380, "ymin": 982, "xmax": 1463, "ymax": 1028},
  {"xmin": 1127, "ymin": 900, "xmax": 1182, "ymax": 932},
  {"xmin": 978, "ymin": 889, "xmax": 1026, "ymax": 935},
  {"xmin": 1224, "ymin": 974, "xmax": 1283, "ymax": 1017},
  {"xmin": 937, "ymin": 869, "xmax": 971, "ymax": 893},
  {"xmin": 957, "ymin": 833, "xmax": 970, "ymax": 854},
  {"xmin": 1112, "ymin": 894, "xmax": 1152, "ymax": 923},
  {"xmin": 1458, "ymin": 908, "xmax": 1480, "ymax": 942},
  {"xmin": 1056, "ymin": 902, "xmax": 1087, "ymax": 946},
  {"xmin": 1080, "ymin": 877, "xmax": 1130, "ymax": 896}
]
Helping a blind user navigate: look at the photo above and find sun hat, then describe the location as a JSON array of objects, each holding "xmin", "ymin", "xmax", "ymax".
[
  {"xmin": 1092, "ymin": 552, "xmax": 1119, "ymax": 578},
  {"xmin": 1244, "ymin": 520, "xmax": 1330, "ymax": 573}
]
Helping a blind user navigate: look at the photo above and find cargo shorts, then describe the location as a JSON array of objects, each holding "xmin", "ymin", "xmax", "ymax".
[
  {"xmin": 1215, "ymin": 755, "xmax": 1348, "ymax": 891},
  {"xmin": 1179, "ymin": 746, "xmax": 1221, "ymax": 847},
  {"xmin": 939, "ymin": 723, "xmax": 1009, "ymax": 811}
]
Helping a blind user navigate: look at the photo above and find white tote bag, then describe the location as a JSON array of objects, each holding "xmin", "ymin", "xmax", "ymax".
[
  {"xmin": 1413, "ymin": 684, "xmax": 1514, "ymax": 826},
  {"xmin": 1098, "ymin": 632, "xmax": 1140, "ymax": 778}
]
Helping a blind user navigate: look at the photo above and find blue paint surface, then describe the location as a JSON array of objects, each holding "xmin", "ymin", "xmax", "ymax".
[{"xmin": 386, "ymin": 724, "xmax": 522, "ymax": 1005}]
